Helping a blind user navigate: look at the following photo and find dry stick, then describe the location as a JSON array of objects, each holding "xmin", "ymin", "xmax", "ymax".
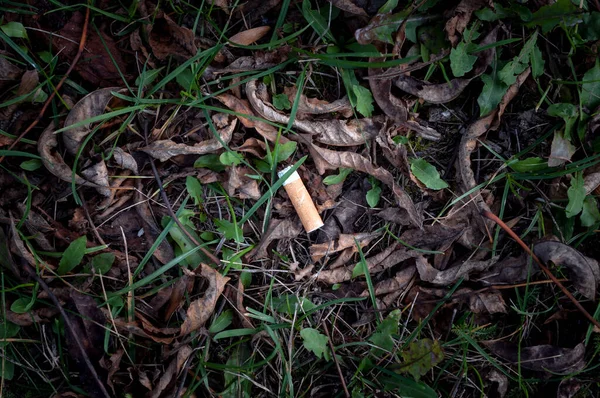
[
  {"xmin": 0, "ymin": 7, "xmax": 91, "ymax": 164},
  {"xmin": 19, "ymin": 259, "xmax": 111, "ymax": 398},
  {"xmin": 482, "ymin": 210, "xmax": 600, "ymax": 330},
  {"xmin": 141, "ymin": 121, "xmax": 221, "ymax": 266},
  {"xmin": 322, "ymin": 320, "xmax": 350, "ymax": 398}
]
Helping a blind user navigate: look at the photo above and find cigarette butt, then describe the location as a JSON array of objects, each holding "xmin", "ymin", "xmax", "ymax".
[{"xmin": 278, "ymin": 166, "xmax": 324, "ymax": 233}]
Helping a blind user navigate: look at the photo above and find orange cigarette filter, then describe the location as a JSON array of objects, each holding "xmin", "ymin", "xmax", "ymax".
[{"xmin": 278, "ymin": 166, "xmax": 324, "ymax": 233}]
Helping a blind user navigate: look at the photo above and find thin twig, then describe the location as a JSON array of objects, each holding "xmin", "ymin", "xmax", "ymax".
[
  {"xmin": 482, "ymin": 210, "xmax": 600, "ymax": 330},
  {"xmin": 322, "ymin": 320, "xmax": 350, "ymax": 398},
  {"xmin": 141, "ymin": 118, "xmax": 221, "ymax": 266},
  {"xmin": 0, "ymin": 6, "xmax": 91, "ymax": 164},
  {"xmin": 19, "ymin": 259, "xmax": 111, "ymax": 398}
]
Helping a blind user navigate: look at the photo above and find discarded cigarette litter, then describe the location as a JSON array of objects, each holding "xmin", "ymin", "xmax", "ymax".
[{"xmin": 278, "ymin": 166, "xmax": 324, "ymax": 233}]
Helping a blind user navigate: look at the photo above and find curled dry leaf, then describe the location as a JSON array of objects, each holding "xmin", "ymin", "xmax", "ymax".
[
  {"xmin": 484, "ymin": 341, "xmax": 586, "ymax": 375},
  {"xmin": 248, "ymin": 218, "xmax": 303, "ymax": 260},
  {"xmin": 361, "ymin": 265, "xmax": 416, "ymax": 297},
  {"xmin": 284, "ymin": 86, "xmax": 353, "ymax": 117},
  {"xmin": 584, "ymin": 166, "xmax": 600, "ymax": 195},
  {"xmin": 327, "ymin": 0, "xmax": 367, "ymax": 16},
  {"xmin": 149, "ymin": 345, "xmax": 193, "ymax": 398},
  {"xmin": 462, "ymin": 288, "xmax": 507, "ymax": 314},
  {"xmin": 180, "ymin": 263, "xmax": 230, "ymax": 335},
  {"xmin": 557, "ymin": 378, "xmax": 584, "ymax": 398},
  {"xmin": 0, "ymin": 69, "xmax": 39, "ymax": 122},
  {"xmin": 478, "ymin": 254, "xmax": 538, "ymax": 285},
  {"xmin": 395, "ymin": 27, "xmax": 498, "ymax": 104},
  {"xmin": 80, "ymin": 160, "xmax": 111, "ymax": 197},
  {"xmin": 0, "ymin": 54, "xmax": 22, "ymax": 91},
  {"xmin": 310, "ymin": 232, "xmax": 380, "ymax": 262},
  {"xmin": 63, "ymin": 88, "xmax": 126, "ymax": 156},
  {"xmin": 304, "ymin": 137, "xmax": 422, "ymax": 227},
  {"xmin": 216, "ymin": 46, "xmax": 290, "ymax": 74},
  {"xmin": 227, "ymin": 166, "xmax": 261, "ymax": 200},
  {"xmin": 416, "ymin": 255, "xmax": 499, "ymax": 285},
  {"xmin": 148, "ymin": 11, "xmax": 197, "ymax": 60},
  {"xmin": 140, "ymin": 116, "xmax": 237, "ymax": 162},
  {"xmin": 229, "ymin": 26, "xmax": 271, "ymax": 46},
  {"xmin": 533, "ymin": 241, "xmax": 600, "ymax": 300},
  {"xmin": 109, "ymin": 147, "xmax": 138, "ymax": 174},
  {"xmin": 247, "ymin": 80, "xmax": 382, "ymax": 146},
  {"xmin": 549, "ymin": 131, "xmax": 576, "ymax": 167},
  {"xmin": 445, "ymin": 0, "xmax": 491, "ymax": 46}
]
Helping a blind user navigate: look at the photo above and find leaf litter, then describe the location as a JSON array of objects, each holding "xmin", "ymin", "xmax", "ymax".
[{"xmin": 2, "ymin": 0, "xmax": 600, "ymax": 396}]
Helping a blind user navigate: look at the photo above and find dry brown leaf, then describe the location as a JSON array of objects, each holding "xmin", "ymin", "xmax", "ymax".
[
  {"xmin": 149, "ymin": 12, "xmax": 197, "ymax": 60},
  {"xmin": 0, "ymin": 69, "xmax": 39, "ymax": 122},
  {"xmin": 368, "ymin": 58, "xmax": 441, "ymax": 141},
  {"xmin": 0, "ymin": 54, "xmax": 21, "ymax": 91},
  {"xmin": 165, "ymin": 275, "xmax": 193, "ymax": 321},
  {"xmin": 557, "ymin": 378, "xmax": 583, "ymax": 398},
  {"xmin": 180, "ymin": 264, "xmax": 230, "ymax": 335},
  {"xmin": 217, "ymin": 47, "xmax": 290, "ymax": 73},
  {"xmin": 462, "ymin": 288, "xmax": 507, "ymax": 314},
  {"xmin": 234, "ymin": 137, "xmax": 267, "ymax": 158},
  {"xmin": 310, "ymin": 232, "xmax": 379, "ymax": 262},
  {"xmin": 227, "ymin": 166, "xmax": 261, "ymax": 200},
  {"xmin": 584, "ymin": 166, "xmax": 600, "ymax": 194},
  {"xmin": 283, "ymin": 86, "xmax": 353, "ymax": 117},
  {"xmin": 483, "ymin": 341, "xmax": 586, "ymax": 374},
  {"xmin": 215, "ymin": 93, "xmax": 257, "ymax": 128},
  {"xmin": 445, "ymin": 0, "xmax": 490, "ymax": 46},
  {"xmin": 149, "ymin": 345, "xmax": 193, "ymax": 398},
  {"xmin": 230, "ymin": 26, "xmax": 271, "ymax": 46},
  {"xmin": 102, "ymin": 348, "xmax": 124, "ymax": 395},
  {"xmin": 56, "ymin": 12, "xmax": 127, "ymax": 87},
  {"xmin": 549, "ymin": 131, "xmax": 576, "ymax": 167},
  {"xmin": 80, "ymin": 160, "xmax": 111, "ymax": 197},
  {"xmin": 140, "ymin": 116, "xmax": 237, "ymax": 162},
  {"xmin": 478, "ymin": 254, "xmax": 537, "ymax": 285},
  {"xmin": 304, "ymin": 138, "xmax": 422, "ymax": 227},
  {"xmin": 63, "ymin": 88, "xmax": 125, "ymax": 155},
  {"xmin": 327, "ymin": 0, "xmax": 367, "ymax": 15},
  {"xmin": 362, "ymin": 265, "xmax": 416, "ymax": 297},
  {"xmin": 400, "ymin": 225, "xmax": 464, "ymax": 251},
  {"xmin": 533, "ymin": 240, "xmax": 600, "ymax": 300},
  {"xmin": 416, "ymin": 255, "xmax": 499, "ymax": 285},
  {"xmin": 247, "ymin": 80, "xmax": 382, "ymax": 146}
]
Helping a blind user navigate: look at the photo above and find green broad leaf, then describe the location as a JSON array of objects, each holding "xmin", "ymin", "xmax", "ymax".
[
  {"xmin": 352, "ymin": 85, "xmax": 374, "ymax": 117},
  {"xmin": 89, "ymin": 253, "xmax": 115, "ymax": 274},
  {"xmin": 530, "ymin": 44, "xmax": 545, "ymax": 79},
  {"xmin": 135, "ymin": 67, "xmax": 163, "ymax": 87},
  {"xmin": 57, "ymin": 236, "xmax": 87, "ymax": 275},
  {"xmin": 219, "ymin": 151, "xmax": 244, "ymax": 166},
  {"xmin": 272, "ymin": 294, "xmax": 316, "ymax": 315},
  {"xmin": 450, "ymin": 42, "xmax": 477, "ymax": 77},
  {"xmin": 580, "ymin": 12, "xmax": 600, "ymax": 41},
  {"xmin": 0, "ymin": 360, "xmax": 14, "ymax": 381},
  {"xmin": 240, "ymin": 271, "xmax": 252, "ymax": 287},
  {"xmin": 498, "ymin": 32, "xmax": 537, "ymax": 86},
  {"xmin": 526, "ymin": 0, "xmax": 579, "ymax": 33},
  {"xmin": 272, "ymin": 93, "xmax": 291, "ymax": 110},
  {"xmin": 508, "ymin": 157, "xmax": 547, "ymax": 173},
  {"xmin": 366, "ymin": 185, "xmax": 382, "ymax": 208},
  {"xmin": 410, "ymin": 158, "xmax": 448, "ymax": 190},
  {"xmin": 581, "ymin": 60, "xmax": 600, "ymax": 111},
  {"xmin": 163, "ymin": 213, "xmax": 205, "ymax": 267},
  {"xmin": 547, "ymin": 103, "xmax": 578, "ymax": 140},
  {"xmin": 581, "ymin": 196, "xmax": 600, "ymax": 227},
  {"xmin": 221, "ymin": 344, "xmax": 252, "ymax": 398},
  {"xmin": 175, "ymin": 67, "xmax": 197, "ymax": 92},
  {"xmin": 380, "ymin": 371, "xmax": 438, "ymax": 398},
  {"xmin": 475, "ymin": 3, "xmax": 510, "ymax": 21},
  {"xmin": 1, "ymin": 22, "xmax": 28, "ymax": 39},
  {"xmin": 399, "ymin": 338, "xmax": 444, "ymax": 381},
  {"xmin": 20, "ymin": 159, "xmax": 42, "ymax": 171},
  {"xmin": 275, "ymin": 141, "xmax": 297, "ymax": 163},
  {"xmin": 209, "ymin": 309, "xmax": 234, "ymax": 334},
  {"xmin": 10, "ymin": 297, "xmax": 34, "ymax": 314},
  {"xmin": 186, "ymin": 176, "xmax": 204, "ymax": 207},
  {"xmin": 0, "ymin": 321, "xmax": 20, "ymax": 347},
  {"xmin": 369, "ymin": 309, "xmax": 401, "ymax": 356},
  {"xmin": 300, "ymin": 328, "xmax": 331, "ymax": 361},
  {"xmin": 323, "ymin": 168, "xmax": 353, "ymax": 185},
  {"xmin": 352, "ymin": 259, "xmax": 367, "ymax": 278},
  {"xmin": 30, "ymin": 87, "xmax": 48, "ymax": 103},
  {"xmin": 566, "ymin": 173, "xmax": 585, "ymax": 218},
  {"xmin": 194, "ymin": 154, "xmax": 226, "ymax": 171},
  {"xmin": 215, "ymin": 219, "xmax": 244, "ymax": 243},
  {"xmin": 378, "ymin": 0, "xmax": 399, "ymax": 13}
]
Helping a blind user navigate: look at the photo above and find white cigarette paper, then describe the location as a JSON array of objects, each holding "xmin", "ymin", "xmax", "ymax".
[{"xmin": 278, "ymin": 166, "xmax": 324, "ymax": 233}]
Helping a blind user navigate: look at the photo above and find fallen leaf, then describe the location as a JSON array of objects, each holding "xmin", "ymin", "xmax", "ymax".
[
  {"xmin": 148, "ymin": 12, "xmax": 197, "ymax": 60},
  {"xmin": 215, "ymin": 93, "xmax": 257, "ymax": 128},
  {"xmin": 104, "ymin": 349, "xmax": 124, "ymax": 395},
  {"xmin": 284, "ymin": 86, "xmax": 353, "ymax": 117},
  {"xmin": 361, "ymin": 265, "xmax": 416, "ymax": 297},
  {"xmin": 557, "ymin": 378, "xmax": 583, "ymax": 398},
  {"xmin": 149, "ymin": 345, "xmax": 193, "ymax": 398},
  {"xmin": 0, "ymin": 54, "xmax": 21, "ymax": 91},
  {"xmin": 416, "ymin": 255, "xmax": 499, "ymax": 285},
  {"xmin": 548, "ymin": 131, "xmax": 576, "ymax": 167},
  {"xmin": 483, "ymin": 341, "xmax": 586, "ymax": 374},
  {"xmin": 399, "ymin": 224, "xmax": 464, "ymax": 252},
  {"xmin": 140, "ymin": 116, "xmax": 237, "ymax": 162},
  {"xmin": 55, "ymin": 12, "xmax": 127, "ymax": 86},
  {"xmin": 109, "ymin": 147, "xmax": 139, "ymax": 174},
  {"xmin": 304, "ymin": 137, "xmax": 422, "ymax": 227},
  {"xmin": 80, "ymin": 160, "xmax": 111, "ymax": 197},
  {"xmin": 533, "ymin": 240, "xmax": 600, "ymax": 300},
  {"xmin": 246, "ymin": 80, "xmax": 382, "ymax": 146},
  {"xmin": 180, "ymin": 264, "xmax": 230, "ymax": 335},
  {"xmin": 216, "ymin": 47, "xmax": 290, "ymax": 74},
  {"xmin": 376, "ymin": 207, "xmax": 412, "ymax": 226},
  {"xmin": 463, "ymin": 289, "xmax": 507, "ymax": 314},
  {"xmin": 227, "ymin": 166, "xmax": 261, "ymax": 199},
  {"xmin": 229, "ymin": 26, "xmax": 270, "ymax": 46},
  {"xmin": 478, "ymin": 254, "xmax": 538, "ymax": 285},
  {"xmin": 398, "ymin": 338, "xmax": 444, "ymax": 381},
  {"xmin": 445, "ymin": 0, "xmax": 490, "ymax": 46},
  {"xmin": 248, "ymin": 218, "xmax": 303, "ymax": 260},
  {"xmin": 327, "ymin": 0, "xmax": 367, "ymax": 16},
  {"xmin": 310, "ymin": 232, "xmax": 380, "ymax": 262}
]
